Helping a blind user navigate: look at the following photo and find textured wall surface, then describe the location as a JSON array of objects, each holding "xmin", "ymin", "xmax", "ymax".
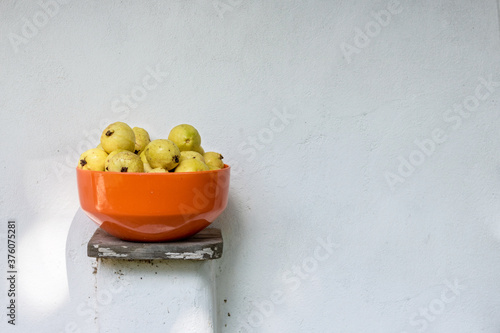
[{"xmin": 1, "ymin": 0, "xmax": 500, "ymax": 332}]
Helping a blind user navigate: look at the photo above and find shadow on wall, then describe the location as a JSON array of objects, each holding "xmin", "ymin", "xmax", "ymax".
[
  {"xmin": 64, "ymin": 208, "xmax": 99, "ymax": 333},
  {"xmin": 63, "ymin": 184, "xmax": 243, "ymax": 332},
  {"xmin": 210, "ymin": 193, "xmax": 247, "ymax": 331}
]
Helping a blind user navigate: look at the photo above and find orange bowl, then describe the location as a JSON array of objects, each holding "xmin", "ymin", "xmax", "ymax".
[{"xmin": 76, "ymin": 165, "xmax": 230, "ymax": 242}]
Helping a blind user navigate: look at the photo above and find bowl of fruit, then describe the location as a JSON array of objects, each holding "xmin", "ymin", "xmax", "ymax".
[{"xmin": 76, "ymin": 122, "xmax": 230, "ymax": 242}]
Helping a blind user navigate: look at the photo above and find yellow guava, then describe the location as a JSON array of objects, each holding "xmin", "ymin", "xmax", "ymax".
[
  {"xmin": 174, "ymin": 159, "xmax": 210, "ymax": 173},
  {"xmin": 100, "ymin": 122, "xmax": 136, "ymax": 153},
  {"xmin": 140, "ymin": 151, "xmax": 153, "ymax": 172},
  {"xmin": 107, "ymin": 151, "xmax": 144, "ymax": 173},
  {"xmin": 203, "ymin": 152, "xmax": 224, "ymax": 170},
  {"xmin": 78, "ymin": 148, "xmax": 108, "ymax": 171},
  {"xmin": 167, "ymin": 124, "xmax": 201, "ymax": 152},
  {"xmin": 179, "ymin": 151, "xmax": 205, "ymax": 163},
  {"xmin": 104, "ymin": 149, "xmax": 127, "ymax": 171},
  {"xmin": 133, "ymin": 127, "xmax": 151, "ymax": 155},
  {"xmin": 144, "ymin": 139, "xmax": 181, "ymax": 170},
  {"xmin": 148, "ymin": 167, "xmax": 168, "ymax": 173},
  {"xmin": 193, "ymin": 145, "xmax": 205, "ymax": 155}
]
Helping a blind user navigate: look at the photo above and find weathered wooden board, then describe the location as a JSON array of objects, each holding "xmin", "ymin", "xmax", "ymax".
[{"xmin": 87, "ymin": 228, "xmax": 223, "ymax": 260}]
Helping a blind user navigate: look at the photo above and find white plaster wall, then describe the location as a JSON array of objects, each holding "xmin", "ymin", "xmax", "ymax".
[{"xmin": 1, "ymin": 0, "xmax": 500, "ymax": 332}]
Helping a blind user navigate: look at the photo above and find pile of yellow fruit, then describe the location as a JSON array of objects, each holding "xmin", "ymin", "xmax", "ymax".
[{"xmin": 77, "ymin": 122, "xmax": 224, "ymax": 173}]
